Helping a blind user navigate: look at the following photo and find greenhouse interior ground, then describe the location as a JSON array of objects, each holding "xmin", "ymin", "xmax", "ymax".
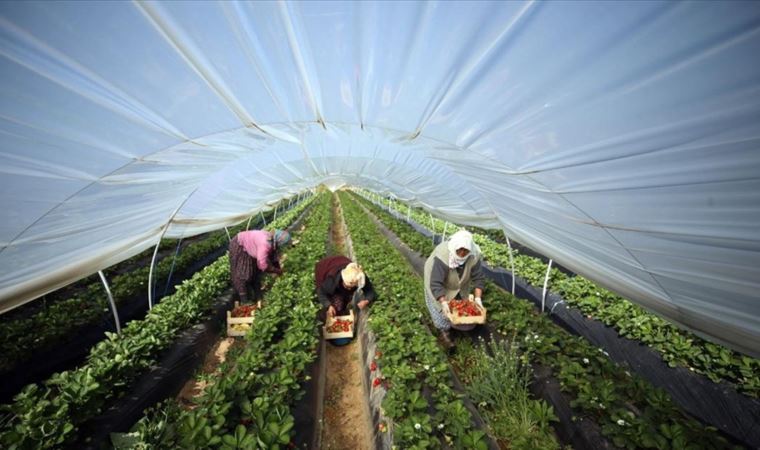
[{"xmin": 2, "ymin": 2, "xmax": 760, "ymax": 450}]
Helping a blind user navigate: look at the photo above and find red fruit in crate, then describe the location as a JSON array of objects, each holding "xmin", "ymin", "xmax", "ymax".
[{"xmin": 448, "ymin": 300, "xmax": 481, "ymax": 317}]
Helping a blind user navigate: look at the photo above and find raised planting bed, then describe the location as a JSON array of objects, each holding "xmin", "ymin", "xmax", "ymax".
[
  {"xmin": 352, "ymin": 190, "xmax": 747, "ymax": 449},
  {"xmin": 118, "ymin": 193, "xmax": 331, "ymax": 448},
  {"xmin": 366, "ymin": 191, "xmax": 760, "ymax": 394},
  {"xmin": 0, "ymin": 194, "xmax": 311, "ymax": 379},
  {"xmin": 77, "ymin": 290, "xmax": 236, "ymax": 449},
  {"xmin": 0, "ymin": 195, "xmax": 315, "ymax": 449},
  {"xmin": 0, "ymin": 198, "xmax": 316, "ymax": 404},
  {"xmin": 340, "ymin": 192, "xmax": 500, "ymax": 449}
]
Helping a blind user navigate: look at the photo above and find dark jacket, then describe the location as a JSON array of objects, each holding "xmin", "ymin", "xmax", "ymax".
[{"xmin": 314, "ymin": 256, "xmax": 376, "ymax": 313}]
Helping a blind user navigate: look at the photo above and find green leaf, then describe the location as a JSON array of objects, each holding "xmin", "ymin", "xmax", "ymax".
[{"xmin": 222, "ymin": 434, "xmax": 237, "ymax": 447}]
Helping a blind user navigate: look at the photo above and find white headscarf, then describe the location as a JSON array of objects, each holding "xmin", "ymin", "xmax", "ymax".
[
  {"xmin": 340, "ymin": 262, "xmax": 366, "ymax": 289},
  {"xmin": 447, "ymin": 229, "xmax": 478, "ymax": 268}
]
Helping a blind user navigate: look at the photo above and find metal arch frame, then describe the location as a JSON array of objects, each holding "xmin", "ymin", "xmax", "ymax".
[
  {"xmin": 541, "ymin": 259, "xmax": 554, "ymax": 313},
  {"xmin": 98, "ymin": 270, "xmax": 121, "ymax": 334},
  {"xmin": 503, "ymin": 230, "xmax": 516, "ymax": 296},
  {"xmin": 148, "ymin": 194, "xmax": 197, "ymax": 310}
]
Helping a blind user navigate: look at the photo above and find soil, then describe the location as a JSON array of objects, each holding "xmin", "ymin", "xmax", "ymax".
[
  {"xmin": 177, "ymin": 337, "xmax": 238, "ymax": 408},
  {"xmin": 331, "ymin": 199, "xmax": 348, "ymax": 256},
  {"xmin": 320, "ymin": 194, "xmax": 372, "ymax": 449},
  {"xmin": 321, "ymin": 339, "xmax": 373, "ymax": 450}
]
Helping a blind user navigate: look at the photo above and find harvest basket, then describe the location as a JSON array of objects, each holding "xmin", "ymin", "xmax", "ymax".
[
  {"xmin": 227, "ymin": 301, "xmax": 260, "ymax": 337},
  {"xmin": 446, "ymin": 295, "xmax": 487, "ymax": 325},
  {"xmin": 323, "ymin": 309, "xmax": 355, "ymax": 340}
]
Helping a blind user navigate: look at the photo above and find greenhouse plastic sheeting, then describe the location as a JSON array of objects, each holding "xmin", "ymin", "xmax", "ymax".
[{"xmin": 1, "ymin": 1, "xmax": 759, "ymax": 357}]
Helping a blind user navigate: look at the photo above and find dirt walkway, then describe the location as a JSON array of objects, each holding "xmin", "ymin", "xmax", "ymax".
[
  {"xmin": 330, "ymin": 197, "xmax": 348, "ymax": 256},
  {"xmin": 177, "ymin": 337, "xmax": 238, "ymax": 407},
  {"xmin": 321, "ymin": 194, "xmax": 372, "ymax": 450}
]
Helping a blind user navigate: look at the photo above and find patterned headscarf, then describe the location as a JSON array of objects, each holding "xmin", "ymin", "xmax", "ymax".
[
  {"xmin": 340, "ymin": 262, "xmax": 366, "ymax": 289},
  {"xmin": 272, "ymin": 229, "xmax": 291, "ymax": 249}
]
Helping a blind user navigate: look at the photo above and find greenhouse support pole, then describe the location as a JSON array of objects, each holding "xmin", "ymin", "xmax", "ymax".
[
  {"xmin": 260, "ymin": 211, "xmax": 267, "ymax": 226},
  {"xmin": 273, "ymin": 203, "xmax": 278, "ymax": 222},
  {"xmin": 541, "ymin": 259, "xmax": 553, "ymax": 313},
  {"xmin": 246, "ymin": 215, "xmax": 253, "ymax": 231},
  {"xmin": 407, "ymin": 204, "xmax": 411, "ymax": 222},
  {"xmin": 162, "ymin": 238, "xmax": 183, "ymax": 297},
  {"xmin": 503, "ymin": 231, "xmax": 516, "ymax": 295},
  {"xmin": 442, "ymin": 221, "xmax": 449, "ymax": 242},
  {"xmin": 98, "ymin": 270, "xmax": 121, "ymax": 334},
  {"xmin": 429, "ymin": 213, "xmax": 436, "ymax": 244},
  {"xmin": 224, "ymin": 227, "xmax": 231, "ymax": 241},
  {"xmin": 148, "ymin": 203, "xmax": 185, "ymax": 310}
]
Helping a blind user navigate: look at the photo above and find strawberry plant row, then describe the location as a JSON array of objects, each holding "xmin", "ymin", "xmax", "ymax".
[
  {"xmin": 123, "ymin": 193, "xmax": 331, "ymax": 449},
  {"xmin": 0, "ymin": 194, "xmax": 312, "ymax": 377},
  {"xmin": 351, "ymin": 191, "xmax": 744, "ymax": 449},
  {"xmin": 349, "ymin": 195, "xmax": 563, "ymax": 449},
  {"xmin": 359, "ymin": 191, "xmax": 760, "ymax": 398},
  {"xmin": 339, "ymin": 192, "xmax": 491, "ymax": 449},
  {"xmin": 0, "ymin": 195, "xmax": 314, "ymax": 449}
]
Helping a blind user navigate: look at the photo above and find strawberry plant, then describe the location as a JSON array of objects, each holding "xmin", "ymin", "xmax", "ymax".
[
  {"xmin": 0, "ymin": 195, "xmax": 315, "ymax": 449},
  {"xmin": 0, "ymin": 194, "xmax": 313, "ymax": 374},
  {"xmin": 354, "ymin": 190, "xmax": 742, "ymax": 449},
  {"xmin": 124, "ymin": 193, "xmax": 331, "ymax": 448},
  {"xmin": 358, "ymin": 190, "xmax": 760, "ymax": 399},
  {"xmin": 339, "ymin": 192, "xmax": 488, "ymax": 449}
]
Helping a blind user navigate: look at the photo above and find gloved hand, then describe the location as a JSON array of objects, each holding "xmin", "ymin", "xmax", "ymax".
[
  {"xmin": 440, "ymin": 300, "xmax": 451, "ymax": 315},
  {"xmin": 474, "ymin": 297, "xmax": 483, "ymax": 308}
]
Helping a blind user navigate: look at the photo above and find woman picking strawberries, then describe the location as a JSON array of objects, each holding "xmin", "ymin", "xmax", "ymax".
[
  {"xmin": 424, "ymin": 229, "xmax": 486, "ymax": 352},
  {"xmin": 229, "ymin": 229, "xmax": 290, "ymax": 303},
  {"xmin": 314, "ymin": 256, "xmax": 376, "ymax": 320}
]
